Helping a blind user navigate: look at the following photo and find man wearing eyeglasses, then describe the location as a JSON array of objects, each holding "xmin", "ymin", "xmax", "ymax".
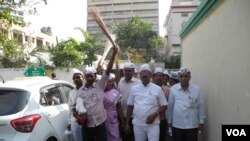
[{"xmin": 167, "ymin": 67, "xmax": 206, "ymax": 141}]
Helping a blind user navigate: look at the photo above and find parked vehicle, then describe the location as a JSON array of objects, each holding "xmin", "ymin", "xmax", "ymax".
[{"xmin": 0, "ymin": 77, "xmax": 74, "ymax": 141}]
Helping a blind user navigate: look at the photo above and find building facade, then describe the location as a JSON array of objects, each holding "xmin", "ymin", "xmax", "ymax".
[
  {"xmin": 164, "ymin": 0, "xmax": 200, "ymax": 56},
  {"xmin": 9, "ymin": 25, "xmax": 56, "ymax": 51},
  {"xmin": 0, "ymin": 5, "xmax": 56, "ymax": 52},
  {"xmin": 87, "ymin": 0, "xmax": 159, "ymax": 36}
]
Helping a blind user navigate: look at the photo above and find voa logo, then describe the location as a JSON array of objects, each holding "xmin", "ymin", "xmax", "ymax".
[{"xmin": 226, "ymin": 129, "xmax": 246, "ymax": 136}]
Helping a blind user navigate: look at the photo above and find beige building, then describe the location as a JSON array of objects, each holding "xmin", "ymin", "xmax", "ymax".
[
  {"xmin": 0, "ymin": 6, "xmax": 56, "ymax": 52},
  {"xmin": 164, "ymin": 0, "xmax": 200, "ymax": 56},
  {"xmin": 180, "ymin": 0, "xmax": 250, "ymax": 141},
  {"xmin": 87, "ymin": 0, "xmax": 159, "ymax": 36},
  {"xmin": 9, "ymin": 25, "xmax": 56, "ymax": 51}
]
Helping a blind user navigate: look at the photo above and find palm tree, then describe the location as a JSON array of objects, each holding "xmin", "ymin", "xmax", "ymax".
[
  {"xmin": 28, "ymin": 46, "xmax": 49, "ymax": 67},
  {"xmin": 47, "ymin": 28, "xmax": 104, "ymax": 69}
]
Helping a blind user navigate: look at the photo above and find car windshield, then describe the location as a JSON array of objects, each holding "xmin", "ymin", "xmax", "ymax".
[{"xmin": 0, "ymin": 89, "xmax": 30, "ymax": 116}]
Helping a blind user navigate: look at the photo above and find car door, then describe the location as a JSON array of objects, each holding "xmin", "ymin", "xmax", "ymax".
[{"xmin": 40, "ymin": 84, "xmax": 72, "ymax": 141}]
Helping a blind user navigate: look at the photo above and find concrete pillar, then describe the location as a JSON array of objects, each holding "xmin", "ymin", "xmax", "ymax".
[
  {"xmin": 22, "ymin": 32, "xmax": 25, "ymax": 45},
  {"xmin": 42, "ymin": 39, "xmax": 46, "ymax": 46},
  {"xmin": 33, "ymin": 37, "xmax": 37, "ymax": 48}
]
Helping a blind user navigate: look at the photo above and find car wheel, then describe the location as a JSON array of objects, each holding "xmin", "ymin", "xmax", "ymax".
[{"xmin": 47, "ymin": 137, "xmax": 57, "ymax": 141}]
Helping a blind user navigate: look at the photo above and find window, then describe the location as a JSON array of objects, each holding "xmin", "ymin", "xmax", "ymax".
[
  {"xmin": 0, "ymin": 90, "xmax": 30, "ymax": 116},
  {"xmin": 95, "ymin": 4, "xmax": 110, "ymax": 7},
  {"xmin": 113, "ymin": 10, "xmax": 131, "ymax": 15},
  {"xmin": 40, "ymin": 86, "xmax": 64, "ymax": 106},
  {"xmin": 25, "ymin": 36, "xmax": 28, "ymax": 41},
  {"xmin": 133, "ymin": 1, "xmax": 157, "ymax": 5},
  {"xmin": 40, "ymin": 83, "xmax": 73, "ymax": 106},
  {"xmin": 113, "ymin": 3, "xmax": 130, "ymax": 6},
  {"xmin": 18, "ymin": 11, "xmax": 24, "ymax": 16},
  {"xmin": 173, "ymin": 44, "xmax": 180, "ymax": 48},
  {"xmin": 60, "ymin": 84, "xmax": 74, "ymax": 102},
  {"xmin": 181, "ymin": 13, "xmax": 188, "ymax": 17},
  {"xmin": 132, "ymin": 9, "xmax": 158, "ymax": 15},
  {"xmin": 36, "ymin": 39, "xmax": 43, "ymax": 47}
]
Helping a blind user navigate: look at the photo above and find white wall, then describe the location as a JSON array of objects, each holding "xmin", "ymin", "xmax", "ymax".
[
  {"xmin": 0, "ymin": 62, "xmax": 165, "ymax": 84},
  {"xmin": 0, "ymin": 68, "xmax": 27, "ymax": 82},
  {"xmin": 0, "ymin": 68, "xmax": 83, "ymax": 85},
  {"xmin": 181, "ymin": 0, "xmax": 250, "ymax": 141}
]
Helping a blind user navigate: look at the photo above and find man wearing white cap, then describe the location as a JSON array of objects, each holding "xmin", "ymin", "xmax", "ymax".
[
  {"xmin": 152, "ymin": 67, "xmax": 170, "ymax": 141},
  {"xmin": 125, "ymin": 64, "xmax": 167, "ymax": 141},
  {"xmin": 163, "ymin": 69, "xmax": 170, "ymax": 86},
  {"xmin": 118, "ymin": 62, "xmax": 141, "ymax": 141},
  {"xmin": 68, "ymin": 69, "xmax": 85, "ymax": 141},
  {"xmin": 167, "ymin": 67, "xmax": 205, "ymax": 141},
  {"xmin": 169, "ymin": 71, "xmax": 179, "ymax": 86},
  {"xmin": 76, "ymin": 45, "xmax": 118, "ymax": 141}
]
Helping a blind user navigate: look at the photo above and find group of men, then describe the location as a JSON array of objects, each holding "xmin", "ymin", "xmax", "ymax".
[{"xmin": 66, "ymin": 45, "xmax": 206, "ymax": 141}]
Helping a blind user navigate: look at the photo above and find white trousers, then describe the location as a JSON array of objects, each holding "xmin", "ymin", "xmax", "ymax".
[
  {"xmin": 71, "ymin": 121, "xmax": 83, "ymax": 141},
  {"xmin": 133, "ymin": 124, "xmax": 159, "ymax": 141}
]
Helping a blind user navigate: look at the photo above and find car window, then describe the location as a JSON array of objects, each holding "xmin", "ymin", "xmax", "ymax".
[
  {"xmin": 0, "ymin": 90, "xmax": 30, "ymax": 116},
  {"xmin": 40, "ymin": 86, "xmax": 63, "ymax": 106},
  {"xmin": 61, "ymin": 84, "xmax": 74, "ymax": 101}
]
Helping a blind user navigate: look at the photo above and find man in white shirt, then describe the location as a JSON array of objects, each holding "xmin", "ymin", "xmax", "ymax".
[
  {"xmin": 68, "ymin": 69, "xmax": 85, "ymax": 141},
  {"xmin": 153, "ymin": 67, "xmax": 170, "ymax": 141},
  {"xmin": 118, "ymin": 62, "xmax": 141, "ymax": 141},
  {"xmin": 167, "ymin": 67, "xmax": 205, "ymax": 141},
  {"xmin": 125, "ymin": 64, "xmax": 168, "ymax": 141}
]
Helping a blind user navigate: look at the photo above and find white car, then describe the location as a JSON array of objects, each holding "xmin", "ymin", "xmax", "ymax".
[{"xmin": 0, "ymin": 77, "xmax": 74, "ymax": 141}]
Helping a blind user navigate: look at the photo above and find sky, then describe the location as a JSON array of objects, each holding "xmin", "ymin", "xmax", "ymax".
[
  {"xmin": 159, "ymin": 0, "xmax": 172, "ymax": 36},
  {"xmin": 26, "ymin": 0, "xmax": 87, "ymax": 41},
  {"xmin": 27, "ymin": 0, "xmax": 171, "ymax": 41}
]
